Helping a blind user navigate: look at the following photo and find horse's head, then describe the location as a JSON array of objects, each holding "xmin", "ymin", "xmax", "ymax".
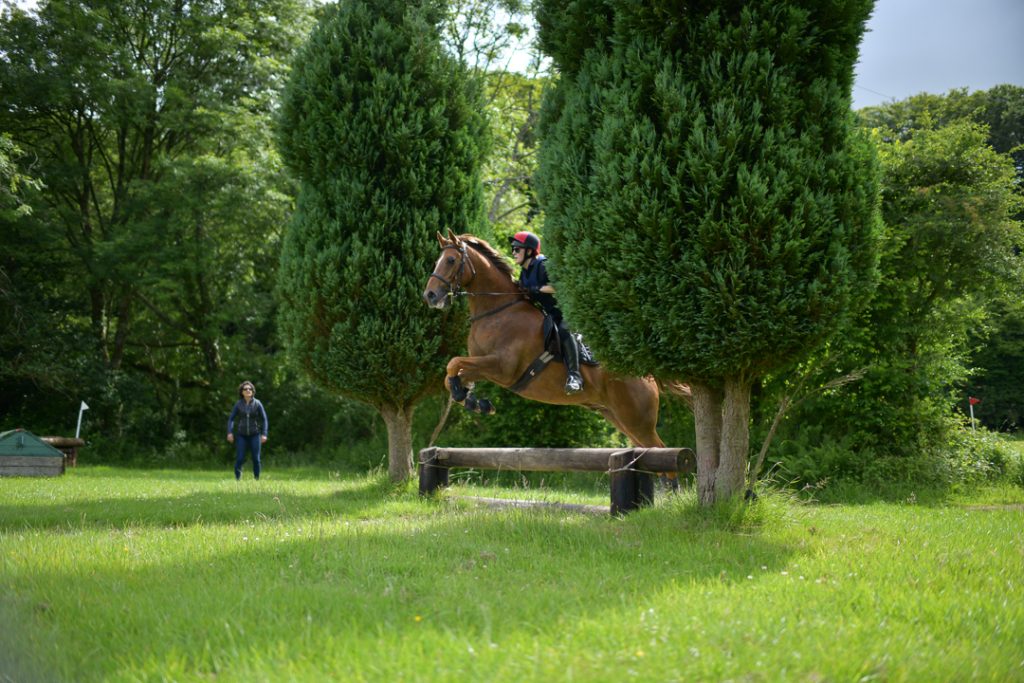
[{"xmin": 423, "ymin": 230, "xmax": 476, "ymax": 309}]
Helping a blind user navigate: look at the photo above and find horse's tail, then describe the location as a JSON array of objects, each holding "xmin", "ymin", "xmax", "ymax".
[{"xmin": 655, "ymin": 378, "xmax": 693, "ymax": 410}]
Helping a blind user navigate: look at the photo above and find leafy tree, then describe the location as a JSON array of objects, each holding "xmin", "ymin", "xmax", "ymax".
[
  {"xmin": 858, "ymin": 85, "xmax": 1024, "ymax": 180},
  {"xmin": 441, "ymin": 0, "xmax": 531, "ymax": 72},
  {"xmin": 0, "ymin": 133, "xmax": 41, "ymax": 219},
  {"xmin": 436, "ymin": 1, "xmax": 545, "ymax": 236},
  {"xmin": 483, "ymin": 70, "xmax": 546, "ymax": 236},
  {"xmin": 0, "ymin": 0, "xmax": 313, "ymax": 449},
  {"xmin": 0, "ymin": 132, "xmax": 78, "ymax": 417},
  {"xmin": 772, "ymin": 119, "xmax": 1022, "ymax": 483},
  {"xmin": 535, "ymin": 0, "xmax": 880, "ymax": 504},
  {"xmin": 859, "ymin": 86, "xmax": 1024, "ymax": 432},
  {"xmin": 276, "ymin": 0, "xmax": 489, "ymax": 482},
  {"xmin": 969, "ymin": 299, "xmax": 1024, "ymax": 431}
]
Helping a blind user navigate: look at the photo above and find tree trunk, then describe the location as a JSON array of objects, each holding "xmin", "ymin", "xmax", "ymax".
[
  {"xmin": 109, "ymin": 289, "xmax": 132, "ymax": 370},
  {"xmin": 690, "ymin": 381, "xmax": 723, "ymax": 506},
  {"xmin": 716, "ymin": 375, "xmax": 751, "ymax": 501},
  {"xmin": 379, "ymin": 403, "xmax": 415, "ymax": 483},
  {"xmin": 691, "ymin": 377, "xmax": 752, "ymax": 505}
]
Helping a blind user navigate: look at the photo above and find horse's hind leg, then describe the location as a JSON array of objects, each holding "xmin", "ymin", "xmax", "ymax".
[
  {"xmin": 595, "ymin": 408, "xmax": 635, "ymax": 445},
  {"xmin": 605, "ymin": 380, "xmax": 684, "ymax": 491},
  {"xmin": 624, "ymin": 411, "xmax": 681, "ymax": 491},
  {"xmin": 604, "ymin": 382, "xmax": 664, "ymax": 448}
]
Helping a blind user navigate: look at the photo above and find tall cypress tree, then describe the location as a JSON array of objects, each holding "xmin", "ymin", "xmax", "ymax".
[
  {"xmin": 535, "ymin": 0, "xmax": 881, "ymax": 503},
  {"xmin": 277, "ymin": 0, "xmax": 488, "ymax": 481}
]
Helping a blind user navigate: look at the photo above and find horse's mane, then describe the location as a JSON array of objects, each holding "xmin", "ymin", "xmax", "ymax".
[{"xmin": 460, "ymin": 234, "xmax": 516, "ymax": 282}]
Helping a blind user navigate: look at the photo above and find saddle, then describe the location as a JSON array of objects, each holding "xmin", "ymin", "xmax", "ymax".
[
  {"xmin": 542, "ymin": 316, "xmax": 598, "ymax": 366},
  {"xmin": 509, "ymin": 317, "xmax": 598, "ymax": 394}
]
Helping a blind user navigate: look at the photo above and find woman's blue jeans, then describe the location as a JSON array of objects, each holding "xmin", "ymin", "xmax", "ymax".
[{"xmin": 234, "ymin": 434, "xmax": 262, "ymax": 480}]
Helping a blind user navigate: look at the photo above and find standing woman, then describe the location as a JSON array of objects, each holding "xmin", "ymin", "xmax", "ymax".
[{"xmin": 227, "ymin": 380, "xmax": 268, "ymax": 480}]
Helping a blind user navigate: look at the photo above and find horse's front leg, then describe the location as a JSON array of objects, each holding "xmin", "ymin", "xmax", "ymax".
[
  {"xmin": 445, "ymin": 355, "xmax": 510, "ymax": 411},
  {"xmin": 445, "ymin": 354, "xmax": 509, "ymax": 390}
]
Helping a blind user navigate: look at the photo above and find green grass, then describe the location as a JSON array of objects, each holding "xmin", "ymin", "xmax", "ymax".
[{"xmin": 1, "ymin": 466, "xmax": 1022, "ymax": 682}]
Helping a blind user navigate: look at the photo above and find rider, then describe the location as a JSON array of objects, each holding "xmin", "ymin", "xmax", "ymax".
[{"xmin": 509, "ymin": 230, "xmax": 584, "ymax": 395}]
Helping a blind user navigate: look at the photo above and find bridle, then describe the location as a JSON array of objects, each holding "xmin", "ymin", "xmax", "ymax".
[{"xmin": 428, "ymin": 243, "xmax": 476, "ymax": 299}]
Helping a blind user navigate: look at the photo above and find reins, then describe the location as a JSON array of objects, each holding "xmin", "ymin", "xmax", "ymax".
[
  {"xmin": 470, "ymin": 297, "xmax": 528, "ymax": 322},
  {"xmin": 431, "ymin": 241, "xmax": 529, "ymax": 321}
]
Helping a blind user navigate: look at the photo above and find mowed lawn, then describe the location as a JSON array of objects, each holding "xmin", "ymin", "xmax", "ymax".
[{"xmin": 1, "ymin": 466, "xmax": 1022, "ymax": 682}]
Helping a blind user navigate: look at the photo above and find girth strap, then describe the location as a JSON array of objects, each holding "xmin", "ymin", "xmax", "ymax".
[{"xmin": 508, "ymin": 351, "xmax": 556, "ymax": 394}]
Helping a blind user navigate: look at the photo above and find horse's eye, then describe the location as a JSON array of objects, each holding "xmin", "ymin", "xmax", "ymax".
[{"xmin": 446, "ymin": 256, "xmax": 456, "ymax": 265}]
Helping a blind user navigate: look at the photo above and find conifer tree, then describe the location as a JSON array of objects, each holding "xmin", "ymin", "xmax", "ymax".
[
  {"xmin": 535, "ymin": 0, "xmax": 881, "ymax": 503},
  {"xmin": 277, "ymin": 0, "xmax": 488, "ymax": 481}
]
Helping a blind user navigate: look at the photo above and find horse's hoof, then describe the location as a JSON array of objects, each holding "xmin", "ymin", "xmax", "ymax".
[
  {"xmin": 477, "ymin": 398, "xmax": 495, "ymax": 415},
  {"xmin": 449, "ymin": 376, "xmax": 469, "ymax": 402},
  {"xmin": 464, "ymin": 395, "xmax": 479, "ymax": 412},
  {"xmin": 659, "ymin": 473, "xmax": 680, "ymax": 493}
]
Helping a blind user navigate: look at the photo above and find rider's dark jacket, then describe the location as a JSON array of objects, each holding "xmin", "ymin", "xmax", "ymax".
[{"xmin": 518, "ymin": 255, "xmax": 564, "ymax": 324}]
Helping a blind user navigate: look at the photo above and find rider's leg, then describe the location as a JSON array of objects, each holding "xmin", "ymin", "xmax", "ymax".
[{"xmin": 559, "ymin": 323, "xmax": 584, "ymax": 394}]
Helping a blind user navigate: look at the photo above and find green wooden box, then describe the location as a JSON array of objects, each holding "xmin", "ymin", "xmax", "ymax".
[{"xmin": 0, "ymin": 429, "xmax": 66, "ymax": 476}]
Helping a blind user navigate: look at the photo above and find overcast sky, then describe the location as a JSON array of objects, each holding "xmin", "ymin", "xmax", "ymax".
[
  {"xmin": 10, "ymin": 0, "xmax": 1023, "ymax": 111},
  {"xmin": 852, "ymin": 0, "xmax": 1024, "ymax": 109},
  {"xmin": 503, "ymin": 0, "xmax": 1024, "ymax": 110}
]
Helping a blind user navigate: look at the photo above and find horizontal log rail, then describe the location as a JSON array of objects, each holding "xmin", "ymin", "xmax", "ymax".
[
  {"xmin": 418, "ymin": 446, "xmax": 696, "ymax": 516},
  {"xmin": 419, "ymin": 446, "xmax": 694, "ymax": 474}
]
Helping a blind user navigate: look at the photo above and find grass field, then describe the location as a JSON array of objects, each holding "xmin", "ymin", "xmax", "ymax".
[{"xmin": 1, "ymin": 466, "xmax": 1022, "ymax": 682}]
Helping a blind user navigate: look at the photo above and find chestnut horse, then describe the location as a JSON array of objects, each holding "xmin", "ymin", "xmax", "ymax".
[{"xmin": 422, "ymin": 231, "xmax": 689, "ymax": 450}]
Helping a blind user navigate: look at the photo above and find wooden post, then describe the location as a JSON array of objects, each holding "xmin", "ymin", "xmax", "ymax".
[
  {"xmin": 418, "ymin": 447, "xmax": 449, "ymax": 495},
  {"xmin": 609, "ymin": 449, "xmax": 657, "ymax": 515},
  {"xmin": 637, "ymin": 468, "xmax": 654, "ymax": 507},
  {"xmin": 609, "ymin": 451, "xmax": 637, "ymax": 515}
]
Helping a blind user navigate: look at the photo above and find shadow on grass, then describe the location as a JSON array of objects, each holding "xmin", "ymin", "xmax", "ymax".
[
  {"xmin": 0, "ymin": 473, "xmax": 399, "ymax": 532},
  {"xmin": 63, "ymin": 464, "xmax": 368, "ymax": 483},
  {"xmin": 6, "ymin": 506, "xmax": 796, "ymax": 682}
]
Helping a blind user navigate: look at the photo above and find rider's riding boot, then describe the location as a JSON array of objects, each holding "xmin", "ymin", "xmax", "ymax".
[{"xmin": 561, "ymin": 333, "xmax": 584, "ymax": 395}]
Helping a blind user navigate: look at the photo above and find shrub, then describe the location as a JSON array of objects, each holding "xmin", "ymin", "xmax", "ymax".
[{"xmin": 941, "ymin": 427, "xmax": 1014, "ymax": 489}]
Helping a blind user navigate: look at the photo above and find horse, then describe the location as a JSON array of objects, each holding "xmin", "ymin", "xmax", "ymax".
[{"xmin": 422, "ymin": 230, "xmax": 690, "ymax": 453}]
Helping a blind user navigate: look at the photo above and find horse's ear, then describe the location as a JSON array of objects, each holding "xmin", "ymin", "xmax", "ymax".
[
  {"xmin": 447, "ymin": 228, "xmax": 459, "ymax": 244},
  {"xmin": 436, "ymin": 231, "xmax": 447, "ymax": 246}
]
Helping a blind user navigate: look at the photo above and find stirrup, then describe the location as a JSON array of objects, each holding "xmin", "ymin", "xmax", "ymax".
[{"xmin": 565, "ymin": 374, "xmax": 583, "ymax": 395}]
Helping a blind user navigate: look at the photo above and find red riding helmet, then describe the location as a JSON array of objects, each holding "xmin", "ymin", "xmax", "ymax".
[{"xmin": 509, "ymin": 231, "xmax": 541, "ymax": 254}]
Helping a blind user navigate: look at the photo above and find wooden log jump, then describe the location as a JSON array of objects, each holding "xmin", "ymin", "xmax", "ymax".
[
  {"xmin": 40, "ymin": 436, "xmax": 85, "ymax": 467},
  {"xmin": 418, "ymin": 446, "xmax": 696, "ymax": 515}
]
